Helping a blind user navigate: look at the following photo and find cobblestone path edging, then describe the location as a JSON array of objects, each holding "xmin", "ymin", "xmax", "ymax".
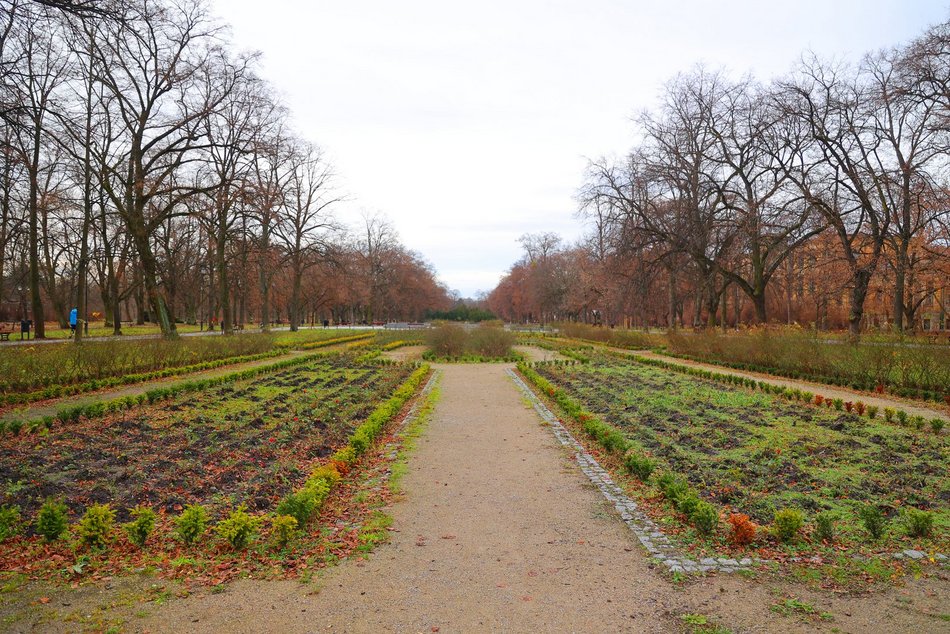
[{"xmin": 506, "ymin": 368, "xmax": 748, "ymax": 575}]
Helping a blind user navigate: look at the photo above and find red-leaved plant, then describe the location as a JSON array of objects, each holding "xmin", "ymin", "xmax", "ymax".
[
  {"xmin": 854, "ymin": 401, "xmax": 866, "ymax": 416},
  {"xmin": 844, "ymin": 401, "xmax": 854, "ymax": 413},
  {"xmin": 727, "ymin": 513, "xmax": 756, "ymax": 546}
]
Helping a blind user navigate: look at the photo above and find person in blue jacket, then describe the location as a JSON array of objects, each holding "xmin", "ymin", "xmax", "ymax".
[{"xmin": 69, "ymin": 307, "xmax": 78, "ymax": 333}]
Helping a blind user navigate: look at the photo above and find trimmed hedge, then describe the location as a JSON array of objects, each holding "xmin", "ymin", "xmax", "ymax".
[{"xmin": 296, "ymin": 333, "xmax": 374, "ymax": 350}]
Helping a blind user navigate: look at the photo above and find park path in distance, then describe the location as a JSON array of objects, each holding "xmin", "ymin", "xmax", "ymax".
[{"xmin": 140, "ymin": 362, "xmax": 946, "ymax": 633}]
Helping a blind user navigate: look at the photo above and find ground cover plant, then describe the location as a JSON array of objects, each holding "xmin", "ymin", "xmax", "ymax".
[
  {"xmin": 667, "ymin": 329, "xmax": 950, "ymax": 403},
  {"xmin": 0, "ymin": 329, "xmax": 371, "ymax": 410},
  {"xmin": 529, "ymin": 355, "xmax": 949, "ymax": 556},
  {"xmin": 0, "ymin": 354, "xmax": 414, "ymax": 531}
]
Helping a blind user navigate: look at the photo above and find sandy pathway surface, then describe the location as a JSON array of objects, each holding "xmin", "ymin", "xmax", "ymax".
[{"xmin": 134, "ymin": 363, "xmax": 947, "ymax": 633}]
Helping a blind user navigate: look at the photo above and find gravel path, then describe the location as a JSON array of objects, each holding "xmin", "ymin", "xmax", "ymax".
[
  {"xmin": 631, "ymin": 351, "xmax": 950, "ymax": 422},
  {"xmin": 137, "ymin": 363, "xmax": 947, "ymax": 633}
]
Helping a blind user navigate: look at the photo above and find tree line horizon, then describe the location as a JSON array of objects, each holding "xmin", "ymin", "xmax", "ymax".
[
  {"xmin": 0, "ymin": 0, "xmax": 456, "ymax": 341},
  {"xmin": 2, "ymin": 2, "xmax": 948, "ymax": 341},
  {"xmin": 488, "ymin": 19, "xmax": 949, "ymax": 338}
]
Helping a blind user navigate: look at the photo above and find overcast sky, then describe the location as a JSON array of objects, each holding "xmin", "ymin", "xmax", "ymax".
[{"xmin": 210, "ymin": 0, "xmax": 947, "ymax": 297}]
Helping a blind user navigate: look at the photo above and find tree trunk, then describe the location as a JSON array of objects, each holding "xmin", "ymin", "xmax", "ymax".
[
  {"xmin": 28, "ymin": 125, "xmax": 45, "ymax": 338},
  {"xmin": 290, "ymin": 260, "xmax": 302, "ymax": 332},
  {"xmin": 892, "ymin": 243, "xmax": 908, "ymax": 333},
  {"xmin": 752, "ymin": 292, "xmax": 767, "ymax": 324},
  {"xmin": 216, "ymin": 208, "xmax": 231, "ymax": 335},
  {"xmin": 848, "ymin": 268, "xmax": 874, "ymax": 342}
]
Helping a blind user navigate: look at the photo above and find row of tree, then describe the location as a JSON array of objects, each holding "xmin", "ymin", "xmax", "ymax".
[
  {"xmin": 490, "ymin": 20, "xmax": 950, "ymax": 337},
  {"xmin": 0, "ymin": 0, "xmax": 451, "ymax": 339}
]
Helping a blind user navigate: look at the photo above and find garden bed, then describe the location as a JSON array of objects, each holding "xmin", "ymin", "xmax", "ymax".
[
  {"xmin": 530, "ymin": 356, "xmax": 948, "ymax": 555},
  {"xmin": 0, "ymin": 355, "xmax": 412, "ymax": 526}
]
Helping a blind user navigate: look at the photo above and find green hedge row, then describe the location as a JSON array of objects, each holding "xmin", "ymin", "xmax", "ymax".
[
  {"xmin": 296, "ymin": 333, "xmax": 374, "ymax": 350},
  {"xmin": 2, "ymin": 351, "xmax": 338, "ymax": 435},
  {"xmin": 0, "ymin": 349, "xmax": 284, "ymax": 408},
  {"xmin": 629, "ymin": 354, "xmax": 946, "ymax": 435}
]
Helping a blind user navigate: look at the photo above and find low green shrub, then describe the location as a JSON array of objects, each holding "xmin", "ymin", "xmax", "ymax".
[
  {"xmin": 677, "ymin": 493, "xmax": 701, "ymax": 517},
  {"xmin": 691, "ymin": 501, "xmax": 719, "ymax": 535},
  {"xmin": 277, "ymin": 476, "xmax": 332, "ymax": 527},
  {"xmin": 624, "ymin": 452, "xmax": 656, "ymax": 482},
  {"xmin": 0, "ymin": 505, "xmax": 21, "ymax": 541},
  {"xmin": 175, "ymin": 504, "xmax": 209, "ymax": 545},
  {"xmin": 661, "ymin": 478, "xmax": 689, "ymax": 505},
  {"xmin": 122, "ymin": 506, "xmax": 157, "ymax": 548},
  {"xmin": 901, "ymin": 508, "xmax": 933, "ymax": 538},
  {"xmin": 911, "ymin": 415, "xmax": 926, "ymax": 430},
  {"xmin": 76, "ymin": 504, "xmax": 116, "ymax": 549},
  {"xmin": 215, "ymin": 505, "xmax": 262, "ymax": 550},
  {"xmin": 896, "ymin": 410, "xmax": 908, "ymax": 426},
  {"xmin": 931, "ymin": 418, "xmax": 945, "ymax": 433},
  {"xmin": 271, "ymin": 514, "xmax": 298, "ymax": 549},
  {"xmin": 773, "ymin": 508, "xmax": 804, "ymax": 543},
  {"xmin": 814, "ymin": 512, "xmax": 835, "ymax": 543},
  {"xmin": 858, "ymin": 505, "xmax": 887, "ymax": 540},
  {"xmin": 883, "ymin": 408, "xmax": 895, "ymax": 422},
  {"xmin": 36, "ymin": 498, "xmax": 69, "ymax": 542},
  {"xmin": 866, "ymin": 405, "xmax": 878, "ymax": 419}
]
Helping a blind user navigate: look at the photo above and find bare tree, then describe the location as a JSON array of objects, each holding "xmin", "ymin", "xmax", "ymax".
[
  {"xmin": 275, "ymin": 143, "xmax": 338, "ymax": 331},
  {"xmin": 94, "ymin": 0, "xmax": 242, "ymax": 337}
]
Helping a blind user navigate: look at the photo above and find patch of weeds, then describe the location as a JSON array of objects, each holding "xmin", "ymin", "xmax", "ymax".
[
  {"xmin": 681, "ymin": 614, "xmax": 708, "ymax": 625},
  {"xmin": 0, "ymin": 573, "xmax": 27, "ymax": 594},
  {"xmin": 356, "ymin": 511, "xmax": 393, "ymax": 555},
  {"xmin": 389, "ymin": 383, "xmax": 440, "ymax": 495},
  {"xmin": 770, "ymin": 597, "xmax": 832, "ymax": 621},
  {"xmin": 680, "ymin": 614, "xmax": 732, "ymax": 633}
]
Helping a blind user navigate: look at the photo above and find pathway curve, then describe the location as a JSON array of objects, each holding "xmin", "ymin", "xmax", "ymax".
[
  {"xmin": 624, "ymin": 350, "xmax": 950, "ymax": 422},
  {"xmin": 137, "ymin": 363, "xmax": 946, "ymax": 633}
]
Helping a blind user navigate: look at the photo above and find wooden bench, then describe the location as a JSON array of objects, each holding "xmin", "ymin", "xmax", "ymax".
[{"xmin": 0, "ymin": 323, "xmax": 15, "ymax": 341}]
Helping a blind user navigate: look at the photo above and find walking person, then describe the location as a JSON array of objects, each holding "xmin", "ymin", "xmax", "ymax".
[{"xmin": 69, "ymin": 307, "xmax": 78, "ymax": 334}]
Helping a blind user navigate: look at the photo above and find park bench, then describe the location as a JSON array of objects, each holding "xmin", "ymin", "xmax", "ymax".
[{"xmin": 0, "ymin": 323, "xmax": 14, "ymax": 341}]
